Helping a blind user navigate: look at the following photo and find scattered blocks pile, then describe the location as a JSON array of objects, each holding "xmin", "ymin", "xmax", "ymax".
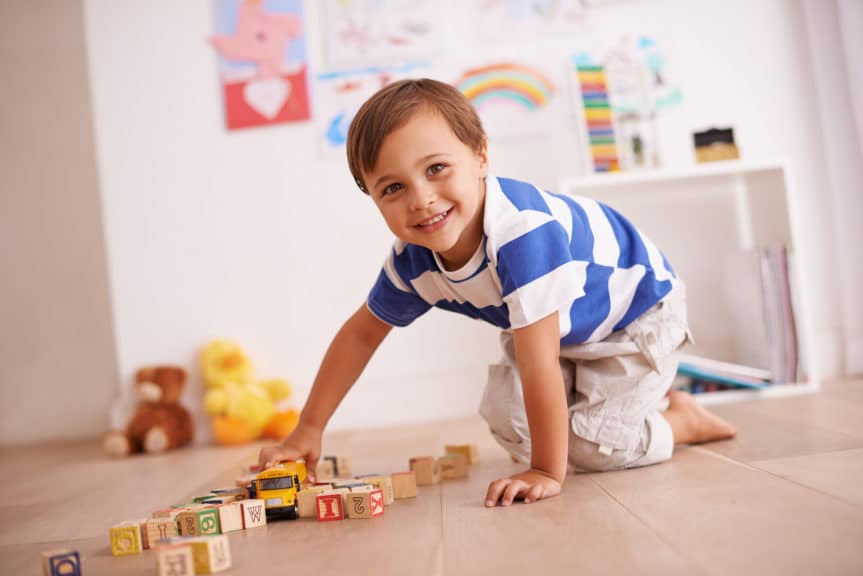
[{"xmin": 45, "ymin": 443, "xmax": 478, "ymax": 574}]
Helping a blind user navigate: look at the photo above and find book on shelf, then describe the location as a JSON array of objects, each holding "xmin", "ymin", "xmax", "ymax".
[
  {"xmin": 760, "ymin": 244, "xmax": 799, "ymax": 384},
  {"xmin": 677, "ymin": 354, "xmax": 771, "ymax": 391}
]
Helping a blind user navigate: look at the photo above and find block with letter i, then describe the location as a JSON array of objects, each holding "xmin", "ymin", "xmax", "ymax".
[
  {"xmin": 145, "ymin": 517, "xmax": 178, "ymax": 548},
  {"xmin": 315, "ymin": 492, "xmax": 344, "ymax": 521},
  {"xmin": 41, "ymin": 549, "xmax": 80, "ymax": 576},
  {"xmin": 110, "ymin": 521, "xmax": 143, "ymax": 556},
  {"xmin": 156, "ymin": 543, "xmax": 194, "ymax": 576},
  {"xmin": 239, "ymin": 499, "xmax": 267, "ymax": 529}
]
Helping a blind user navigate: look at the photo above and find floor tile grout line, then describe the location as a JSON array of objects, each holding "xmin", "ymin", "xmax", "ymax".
[
  {"xmin": 692, "ymin": 446, "xmax": 863, "ymax": 510},
  {"xmin": 587, "ymin": 475, "xmax": 713, "ymax": 576}
]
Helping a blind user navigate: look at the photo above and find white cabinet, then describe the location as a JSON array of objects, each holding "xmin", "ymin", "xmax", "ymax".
[{"xmin": 559, "ymin": 160, "xmax": 819, "ymax": 403}]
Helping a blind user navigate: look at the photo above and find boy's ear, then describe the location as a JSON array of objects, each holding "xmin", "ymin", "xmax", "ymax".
[{"xmin": 477, "ymin": 138, "xmax": 489, "ymax": 177}]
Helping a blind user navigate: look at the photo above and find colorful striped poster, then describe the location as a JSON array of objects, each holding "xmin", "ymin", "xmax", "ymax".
[{"xmin": 576, "ymin": 65, "xmax": 620, "ymax": 172}]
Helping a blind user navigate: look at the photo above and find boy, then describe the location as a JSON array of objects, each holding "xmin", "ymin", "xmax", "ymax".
[{"xmin": 258, "ymin": 79, "xmax": 736, "ymax": 507}]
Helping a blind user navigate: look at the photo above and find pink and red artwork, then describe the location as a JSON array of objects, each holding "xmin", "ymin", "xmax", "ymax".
[{"xmin": 210, "ymin": 0, "xmax": 310, "ymax": 130}]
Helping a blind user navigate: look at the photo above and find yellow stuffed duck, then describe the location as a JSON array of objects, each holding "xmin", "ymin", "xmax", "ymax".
[{"xmin": 200, "ymin": 340, "xmax": 299, "ymax": 445}]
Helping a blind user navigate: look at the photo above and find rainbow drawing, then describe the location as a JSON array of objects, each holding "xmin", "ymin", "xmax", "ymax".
[{"xmin": 455, "ymin": 63, "xmax": 556, "ymax": 111}]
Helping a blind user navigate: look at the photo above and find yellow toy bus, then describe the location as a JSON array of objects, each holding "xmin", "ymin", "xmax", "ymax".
[{"xmin": 254, "ymin": 461, "xmax": 307, "ymax": 520}]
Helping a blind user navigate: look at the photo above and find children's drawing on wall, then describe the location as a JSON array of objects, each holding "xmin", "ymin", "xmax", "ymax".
[
  {"xmin": 322, "ymin": 0, "xmax": 443, "ymax": 66},
  {"xmin": 572, "ymin": 34, "xmax": 682, "ymax": 171},
  {"xmin": 454, "ymin": 62, "xmax": 565, "ymax": 140},
  {"xmin": 315, "ymin": 63, "xmax": 432, "ymax": 160},
  {"xmin": 475, "ymin": 0, "xmax": 588, "ymax": 41},
  {"xmin": 210, "ymin": 0, "xmax": 311, "ymax": 131}
]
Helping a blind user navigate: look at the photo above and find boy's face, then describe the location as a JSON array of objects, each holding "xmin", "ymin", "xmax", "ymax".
[{"xmin": 363, "ymin": 108, "xmax": 488, "ymax": 270}]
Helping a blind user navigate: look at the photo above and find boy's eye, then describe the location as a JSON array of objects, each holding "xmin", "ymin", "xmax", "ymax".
[
  {"xmin": 428, "ymin": 163, "xmax": 446, "ymax": 176},
  {"xmin": 382, "ymin": 182, "xmax": 403, "ymax": 196}
]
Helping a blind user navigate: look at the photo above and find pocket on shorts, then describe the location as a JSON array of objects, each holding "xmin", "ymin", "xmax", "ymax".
[
  {"xmin": 624, "ymin": 295, "xmax": 690, "ymax": 372},
  {"xmin": 479, "ymin": 363, "xmax": 524, "ymax": 445}
]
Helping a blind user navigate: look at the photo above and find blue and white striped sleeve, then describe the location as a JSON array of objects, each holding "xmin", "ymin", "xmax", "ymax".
[{"xmin": 366, "ymin": 256, "xmax": 432, "ymax": 328}]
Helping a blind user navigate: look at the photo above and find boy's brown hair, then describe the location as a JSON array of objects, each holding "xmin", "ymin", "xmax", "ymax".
[{"xmin": 346, "ymin": 78, "xmax": 486, "ymax": 194}]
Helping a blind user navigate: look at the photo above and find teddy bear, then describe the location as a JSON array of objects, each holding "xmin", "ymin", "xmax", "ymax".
[
  {"xmin": 103, "ymin": 365, "xmax": 194, "ymax": 456},
  {"xmin": 200, "ymin": 340, "xmax": 299, "ymax": 445}
]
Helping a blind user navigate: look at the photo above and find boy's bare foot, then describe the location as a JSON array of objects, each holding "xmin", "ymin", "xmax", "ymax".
[{"xmin": 663, "ymin": 390, "xmax": 737, "ymax": 445}]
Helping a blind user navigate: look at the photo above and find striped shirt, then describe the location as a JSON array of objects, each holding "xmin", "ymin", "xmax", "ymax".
[{"xmin": 367, "ymin": 175, "xmax": 680, "ymax": 345}]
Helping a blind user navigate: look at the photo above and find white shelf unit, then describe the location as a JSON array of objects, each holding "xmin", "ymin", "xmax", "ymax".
[{"xmin": 559, "ymin": 159, "xmax": 819, "ymax": 405}]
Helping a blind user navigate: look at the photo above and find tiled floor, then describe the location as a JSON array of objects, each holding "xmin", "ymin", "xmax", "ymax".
[{"xmin": 2, "ymin": 379, "xmax": 862, "ymax": 575}]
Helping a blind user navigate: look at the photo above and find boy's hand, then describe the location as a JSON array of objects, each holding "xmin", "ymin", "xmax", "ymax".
[
  {"xmin": 257, "ymin": 423, "xmax": 323, "ymax": 481},
  {"xmin": 484, "ymin": 469, "xmax": 562, "ymax": 507}
]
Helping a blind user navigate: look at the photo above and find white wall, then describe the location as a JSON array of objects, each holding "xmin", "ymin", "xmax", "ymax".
[
  {"xmin": 0, "ymin": 0, "xmax": 118, "ymax": 445},
  {"xmin": 79, "ymin": 0, "xmax": 845, "ymax": 438},
  {"xmin": 802, "ymin": 0, "xmax": 863, "ymax": 375}
]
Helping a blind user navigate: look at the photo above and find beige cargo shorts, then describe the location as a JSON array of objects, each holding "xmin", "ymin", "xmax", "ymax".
[{"xmin": 479, "ymin": 287, "xmax": 692, "ymax": 473}]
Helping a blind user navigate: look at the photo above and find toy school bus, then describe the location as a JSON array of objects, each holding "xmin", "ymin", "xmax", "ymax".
[{"xmin": 254, "ymin": 461, "xmax": 307, "ymax": 520}]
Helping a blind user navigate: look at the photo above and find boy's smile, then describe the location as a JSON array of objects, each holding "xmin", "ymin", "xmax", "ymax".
[{"xmin": 363, "ymin": 108, "xmax": 488, "ymax": 271}]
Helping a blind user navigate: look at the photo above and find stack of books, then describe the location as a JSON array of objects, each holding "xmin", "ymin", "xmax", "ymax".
[
  {"xmin": 760, "ymin": 244, "xmax": 799, "ymax": 384},
  {"xmin": 676, "ymin": 354, "xmax": 772, "ymax": 392}
]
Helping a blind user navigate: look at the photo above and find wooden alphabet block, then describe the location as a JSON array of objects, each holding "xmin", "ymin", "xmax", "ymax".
[
  {"xmin": 357, "ymin": 475, "xmax": 394, "ymax": 505},
  {"xmin": 315, "ymin": 492, "xmax": 344, "ymax": 521},
  {"xmin": 156, "ymin": 544, "xmax": 194, "ymax": 576},
  {"xmin": 410, "ymin": 456, "xmax": 441, "ymax": 486},
  {"xmin": 297, "ymin": 486, "xmax": 329, "ymax": 518},
  {"xmin": 110, "ymin": 521, "xmax": 143, "ymax": 556},
  {"xmin": 197, "ymin": 507, "xmax": 221, "ymax": 535},
  {"xmin": 145, "ymin": 517, "xmax": 178, "ymax": 547},
  {"xmin": 368, "ymin": 489, "xmax": 385, "ymax": 517},
  {"xmin": 178, "ymin": 506, "xmax": 220, "ymax": 536},
  {"xmin": 391, "ymin": 471, "xmax": 418, "ymax": 499},
  {"xmin": 344, "ymin": 492, "xmax": 367, "ymax": 519},
  {"xmin": 444, "ymin": 444, "xmax": 479, "ymax": 464},
  {"xmin": 177, "ymin": 511, "xmax": 198, "ymax": 536},
  {"xmin": 216, "ymin": 502, "xmax": 244, "ymax": 533},
  {"xmin": 320, "ymin": 455, "xmax": 352, "ymax": 478},
  {"xmin": 138, "ymin": 518, "xmax": 151, "ymax": 549},
  {"xmin": 438, "ymin": 454, "xmax": 469, "ymax": 480},
  {"xmin": 41, "ymin": 549, "xmax": 80, "ymax": 576},
  {"xmin": 189, "ymin": 535, "xmax": 232, "ymax": 574},
  {"xmin": 346, "ymin": 489, "xmax": 385, "ymax": 519},
  {"xmin": 239, "ymin": 499, "xmax": 267, "ymax": 529}
]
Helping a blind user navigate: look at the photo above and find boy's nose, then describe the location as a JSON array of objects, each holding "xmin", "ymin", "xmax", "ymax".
[{"xmin": 409, "ymin": 183, "xmax": 436, "ymax": 210}]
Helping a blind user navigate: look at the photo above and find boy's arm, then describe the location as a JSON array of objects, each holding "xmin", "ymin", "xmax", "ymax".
[
  {"xmin": 485, "ymin": 311, "xmax": 569, "ymax": 506},
  {"xmin": 258, "ymin": 303, "xmax": 392, "ymax": 471}
]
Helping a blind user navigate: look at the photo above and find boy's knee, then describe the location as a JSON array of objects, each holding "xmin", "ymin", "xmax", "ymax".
[
  {"xmin": 568, "ymin": 425, "xmax": 673, "ymax": 473},
  {"xmin": 568, "ymin": 436, "xmax": 628, "ymax": 472}
]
